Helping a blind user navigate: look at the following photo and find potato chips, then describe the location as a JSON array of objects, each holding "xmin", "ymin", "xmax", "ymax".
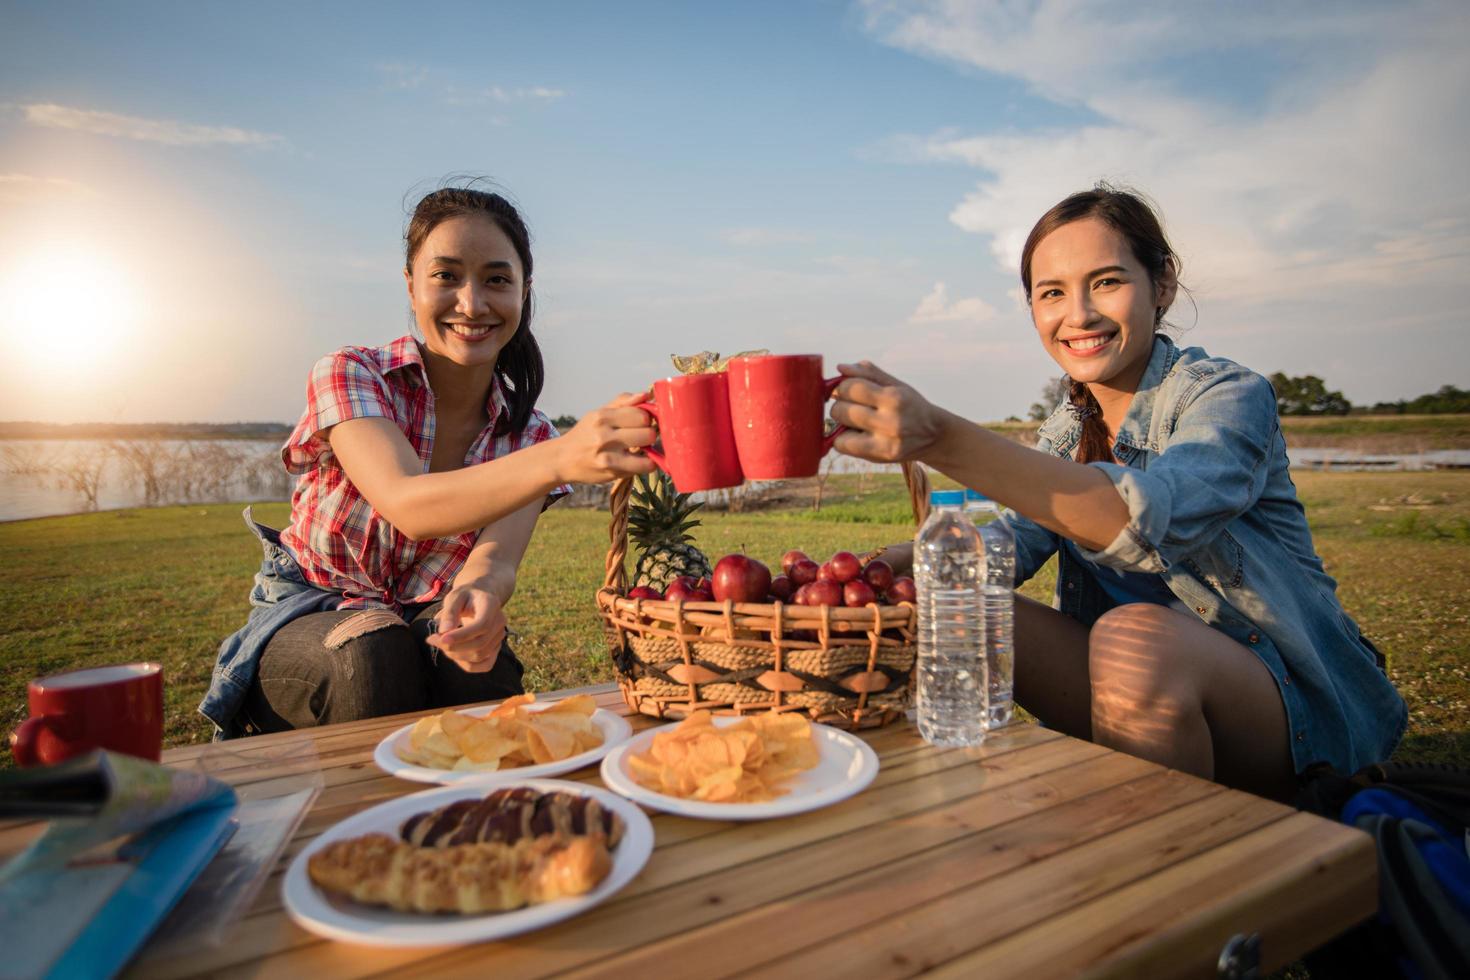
[
  {"xmin": 625, "ymin": 711, "xmax": 820, "ymax": 803},
  {"xmin": 397, "ymin": 694, "xmax": 603, "ymax": 772}
]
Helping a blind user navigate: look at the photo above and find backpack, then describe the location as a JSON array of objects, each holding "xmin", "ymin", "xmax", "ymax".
[{"xmin": 1295, "ymin": 762, "xmax": 1470, "ymax": 980}]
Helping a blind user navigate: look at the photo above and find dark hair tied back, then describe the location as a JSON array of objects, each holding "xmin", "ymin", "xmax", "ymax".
[
  {"xmin": 405, "ymin": 183, "xmax": 544, "ymax": 437},
  {"xmin": 1020, "ymin": 183, "xmax": 1182, "ymax": 464}
]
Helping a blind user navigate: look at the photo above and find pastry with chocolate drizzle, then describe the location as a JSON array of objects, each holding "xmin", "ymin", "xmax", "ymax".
[{"xmin": 400, "ymin": 787, "xmax": 625, "ymax": 850}]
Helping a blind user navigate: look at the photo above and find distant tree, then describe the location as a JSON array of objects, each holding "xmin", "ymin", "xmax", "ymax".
[
  {"xmin": 1267, "ymin": 373, "xmax": 1352, "ymax": 416},
  {"xmin": 1, "ymin": 443, "xmax": 53, "ymax": 477},
  {"xmin": 550, "ymin": 414, "xmax": 577, "ymax": 432},
  {"xmin": 1027, "ymin": 376, "xmax": 1070, "ymax": 422},
  {"xmin": 50, "ymin": 451, "xmax": 107, "ymax": 512},
  {"xmin": 1408, "ymin": 384, "xmax": 1470, "ymax": 414},
  {"xmin": 110, "ymin": 440, "xmax": 183, "ymax": 506},
  {"xmin": 1369, "ymin": 385, "xmax": 1469, "ymax": 415}
]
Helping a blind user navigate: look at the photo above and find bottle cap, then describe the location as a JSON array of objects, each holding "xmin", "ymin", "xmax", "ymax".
[{"xmin": 929, "ymin": 489, "xmax": 965, "ymax": 506}]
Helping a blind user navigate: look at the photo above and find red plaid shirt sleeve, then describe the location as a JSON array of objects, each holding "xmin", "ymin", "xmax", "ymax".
[{"xmin": 281, "ymin": 349, "xmax": 398, "ymax": 474}]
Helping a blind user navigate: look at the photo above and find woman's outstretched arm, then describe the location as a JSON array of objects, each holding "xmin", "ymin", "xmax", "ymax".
[
  {"xmin": 831, "ymin": 361, "xmax": 1129, "ymax": 552},
  {"xmin": 328, "ymin": 392, "xmax": 657, "ymax": 540}
]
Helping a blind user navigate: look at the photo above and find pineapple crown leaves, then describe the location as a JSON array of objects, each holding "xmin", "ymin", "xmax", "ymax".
[
  {"xmin": 628, "ymin": 471, "xmax": 704, "ymax": 548},
  {"xmin": 670, "ymin": 349, "xmax": 771, "ymax": 375}
]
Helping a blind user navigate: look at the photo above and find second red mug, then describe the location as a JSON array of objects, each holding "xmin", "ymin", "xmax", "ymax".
[
  {"xmin": 10, "ymin": 662, "xmax": 164, "ymax": 767},
  {"xmin": 637, "ymin": 372, "xmax": 745, "ymax": 493},
  {"xmin": 725, "ymin": 354, "xmax": 845, "ymax": 479}
]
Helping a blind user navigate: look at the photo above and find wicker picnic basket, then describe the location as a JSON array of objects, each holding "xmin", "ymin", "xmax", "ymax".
[{"xmin": 596, "ymin": 462, "xmax": 931, "ymax": 730}]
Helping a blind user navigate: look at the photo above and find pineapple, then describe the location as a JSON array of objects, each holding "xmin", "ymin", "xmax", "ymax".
[{"xmin": 629, "ymin": 471, "xmax": 711, "ymax": 592}]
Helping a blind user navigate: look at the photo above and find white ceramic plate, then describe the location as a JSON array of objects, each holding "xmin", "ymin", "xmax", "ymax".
[
  {"xmin": 374, "ymin": 702, "xmax": 632, "ymax": 785},
  {"xmin": 282, "ymin": 779, "xmax": 653, "ymax": 947},
  {"xmin": 599, "ymin": 715, "xmax": 880, "ymax": 820}
]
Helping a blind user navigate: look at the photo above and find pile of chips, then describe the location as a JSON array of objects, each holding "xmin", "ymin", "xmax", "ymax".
[
  {"xmin": 397, "ymin": 694, "xmax": 603, "ymax": 772},
  {"xmin": 626, "ymin": 710, "xmax": 821, "ymax": 803}
]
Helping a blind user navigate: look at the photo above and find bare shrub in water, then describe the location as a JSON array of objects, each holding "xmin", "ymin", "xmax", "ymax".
[
  {"xmin": 1, "ymin": 443, "xmax": 55, "ymax": 478},
  {"xmin": 50, "ymin": 450, "xmax": 107, "ymax": 512}
]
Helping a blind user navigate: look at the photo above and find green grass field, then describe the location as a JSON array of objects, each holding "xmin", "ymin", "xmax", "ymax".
[{"xmin": 2, "ymin": 471, "xmax": 1466, "ymax": 766}]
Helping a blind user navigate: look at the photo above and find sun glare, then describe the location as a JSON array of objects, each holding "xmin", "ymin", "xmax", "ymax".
[{"xmin": 0, "ymin": 242, "xmax": 142, "ymax": 376}]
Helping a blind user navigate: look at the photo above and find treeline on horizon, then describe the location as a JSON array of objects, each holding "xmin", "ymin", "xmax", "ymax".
[
  {"xmin": 3, "ymin": 380, "xmax": 1467, "ymax": 441},
  {"xmin": 1268, "ymin": 375, "xmax": 1470, "ymax": 417}
]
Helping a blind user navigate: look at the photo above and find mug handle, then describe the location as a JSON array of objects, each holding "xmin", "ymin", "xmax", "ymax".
[
  {"xmin": 10, "ymin": 715, "xmax": 51, "ymax": 767},
  {"xmin": 634, "ymin": 391, "xmax": 668, "ymax": 472},
  {"xmin": 821, "ymin": 374, "xmax": 849, "ymax": 455}
]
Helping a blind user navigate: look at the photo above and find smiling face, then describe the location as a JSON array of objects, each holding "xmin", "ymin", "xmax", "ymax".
[
  {"xmin": 1028, "ymin": 216, "xmax": 1176, "ymax": 393},
  {"xmin": 404, "ymin": 213, "xmax": 528, "ymax": 370}
]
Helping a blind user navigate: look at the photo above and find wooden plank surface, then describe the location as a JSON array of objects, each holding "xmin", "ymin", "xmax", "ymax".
[{"xmin": 1, "ymin": 683, "xmax": 1374, "ymax": 979}]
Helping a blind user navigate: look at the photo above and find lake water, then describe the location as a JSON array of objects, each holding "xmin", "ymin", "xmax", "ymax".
[
  {"xmin": 0, "ymin": 440, "xmax": 291, "ymax": 522},
  {"xmin": 2, "ymin": 440, "xmax": 1467, "ymax": 523}
]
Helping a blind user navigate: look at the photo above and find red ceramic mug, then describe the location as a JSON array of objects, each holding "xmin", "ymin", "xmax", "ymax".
[
  {"xmin": 10, "ymin": 662, "xmax": 164, "ymax": 767},
  {"xmin": 637, "ymin": 372, "xmax": 745, "ymax": 493},
  {"xmin": 725, "ymin": 354, "xmax": 846, "ymax": 479}
]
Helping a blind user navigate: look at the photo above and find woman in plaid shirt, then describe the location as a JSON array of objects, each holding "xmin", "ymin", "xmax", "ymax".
[{"xmin": 201, "ymin": 187, "xmax": 658, "ymax": 737}]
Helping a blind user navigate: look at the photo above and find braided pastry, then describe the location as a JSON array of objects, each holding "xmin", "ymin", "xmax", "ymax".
[
  {"xmin": 307, "ymin": 832, "xmax": 612, "ymax": 914},
  {"xmin": 400, "ymin": 787, "xmax": 625, "ymax": 849}
]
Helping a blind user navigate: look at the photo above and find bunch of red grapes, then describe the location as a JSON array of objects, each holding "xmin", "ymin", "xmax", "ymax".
[{"xmin": 627, "ymin": 550, "xmax": 916, "ymax": 608}]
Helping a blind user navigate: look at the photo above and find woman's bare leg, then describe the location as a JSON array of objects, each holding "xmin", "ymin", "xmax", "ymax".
[
  {"xmin": 1012, "ymin": 593, "xmax": 1094, "ymax": 740},
  {"xmin": 1087, "ymin": 603, "xmax": 1298, "ymax": 801}
]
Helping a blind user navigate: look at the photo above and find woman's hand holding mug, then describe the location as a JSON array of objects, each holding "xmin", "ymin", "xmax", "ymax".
[
  {"xmin": 553, "ymin": 393, "xmax": 659, "ymax": 485},
  {"xmin": 830, "ymin": 361, "xmax": 949, "ymax": 464}
]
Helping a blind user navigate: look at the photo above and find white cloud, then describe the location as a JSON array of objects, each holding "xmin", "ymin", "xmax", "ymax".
[
  {"xmin": 860, "ymin": 1, "xmax": 1470, "ymax": 306},
  {"xmin": 376, "ymin": 62, "xmax": 429, "ymax": 90},
  {"xmin": 444, "ymin": 85, "xmax": 566, "ymax": 106},
  {"xmin": 21, "ymin": 103, "xmax": 282, "ymax": 147},
  {"xmin": 908, "ymin": 281, "xmax": 995, "ymax": 324},
  {"xmin": 720, "ymin": 227, "xmax": 816, "ymax": 246},
  {"xmin": 0, "ymin": 173, "xmax": 93, "ymax": 202}
]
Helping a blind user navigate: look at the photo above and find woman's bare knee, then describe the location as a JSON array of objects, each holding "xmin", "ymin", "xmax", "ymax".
[{"xmin": 1088, "ymin": 605, "xmax": 1209, "ymax": 760}]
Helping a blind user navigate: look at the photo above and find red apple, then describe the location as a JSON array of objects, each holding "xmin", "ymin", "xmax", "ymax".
[
  {"xmin": 843, "ymin": 580, "xmax": 876, "ymax": 607},
  {"xmin": 793, "ymin": 583, "xmax": 813, "ymax": 605},
  {"xmin": 816, "ymin": 561, "xmax": 837, "ymax": 582},
  {"xmin": 861, "ymin": 559, "xmax": 895, "ymax": 593},
  {"xmin": 666, "ymin": 578, "xmax": 712, "ymax": 602},
  {"xmin": 768, "ymin": 575, "xmax": 794, "ymax": 602},
  {"xmin": 789, "ymin": 558, "xmax": 820, "ymax": 587},
  {"xmin": 711, "ymin": 554, "xmax": 772, "ymax": 604},
  {"xmin": 781, "ymin": 550, "xmax": 810, "ymax": 577},
  {"xmin": 627, "ymin": 585, "xmax": 663, "ymax": 601},
  {"xmin": 806, "ymin": 579, "xmax": 843, "ymax": 606},
  {"xmin": 829, "ymin": 551, "xmax": 862, "ymax": 583},
  {"xmin": 888, "ymin": 576, "xmax": 917, "ymax": 603}
]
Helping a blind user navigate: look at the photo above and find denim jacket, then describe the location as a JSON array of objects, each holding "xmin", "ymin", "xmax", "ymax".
[
  {"xmin": 1006, "ymin": 335, "xmax": 1406, "ymax": 774},
  {"xmin": 197, "ymin": 507, "xmax": 344, "ymax": 738}
]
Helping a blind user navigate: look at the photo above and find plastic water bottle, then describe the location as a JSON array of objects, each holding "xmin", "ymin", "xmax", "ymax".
[
  {"xmin": 914, "ymin": 489, "xmax": 987, "ymax": 747},
  {"xmin": 965, "ymin": 489, "xmax": 1015, "ymax": 728}
]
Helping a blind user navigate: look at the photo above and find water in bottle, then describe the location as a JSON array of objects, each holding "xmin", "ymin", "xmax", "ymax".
[
  {"xmin": 914, "ymin": 489, "xmax": 987, "ymax": 747},
  {"xmin": 965, "ymin": 490, "xmax": 1015, "ymax": 728}
]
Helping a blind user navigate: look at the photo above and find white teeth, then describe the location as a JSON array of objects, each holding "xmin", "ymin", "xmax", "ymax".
[
  {"xmin": 448, "ymin": 324, "xmax": 492, "ymax": 338},
  {"xmin": 1067, "ymin": 335, "xmax": 1110, "ymax": 350}
]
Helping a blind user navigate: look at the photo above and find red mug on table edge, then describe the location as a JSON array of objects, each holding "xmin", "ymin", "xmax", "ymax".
[
  {"xmin": 10, "ymin": 662, "xmax": 164, "ymax": 767},
  {"xmin": 725, "ymin": 353, "xmax": 846, "ymax": 480},
  {"xmin": 636, "ymin": 372, "xmax": 745, "ymax": 493}
]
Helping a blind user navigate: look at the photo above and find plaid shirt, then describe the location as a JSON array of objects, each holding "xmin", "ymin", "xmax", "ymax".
[{"xmin": 278, "ymin": 335, "xmax": 568, "ymax": 611}]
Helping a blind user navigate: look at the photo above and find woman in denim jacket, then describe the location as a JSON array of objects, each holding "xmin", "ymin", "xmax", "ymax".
[{"xmin": 832, "ymin": 186, "xmax": 1404, "ymax": 800}]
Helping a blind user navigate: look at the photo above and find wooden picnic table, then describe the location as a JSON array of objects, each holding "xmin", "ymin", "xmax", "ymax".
[{"xmin": 13, "ymin": 684, "xmax": 1377, "ymax": 979}]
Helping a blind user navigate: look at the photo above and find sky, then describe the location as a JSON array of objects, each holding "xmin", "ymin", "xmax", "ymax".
[{"xmin": 1, "ymin": 0, "xmax": 1467, "ymax": 425}]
